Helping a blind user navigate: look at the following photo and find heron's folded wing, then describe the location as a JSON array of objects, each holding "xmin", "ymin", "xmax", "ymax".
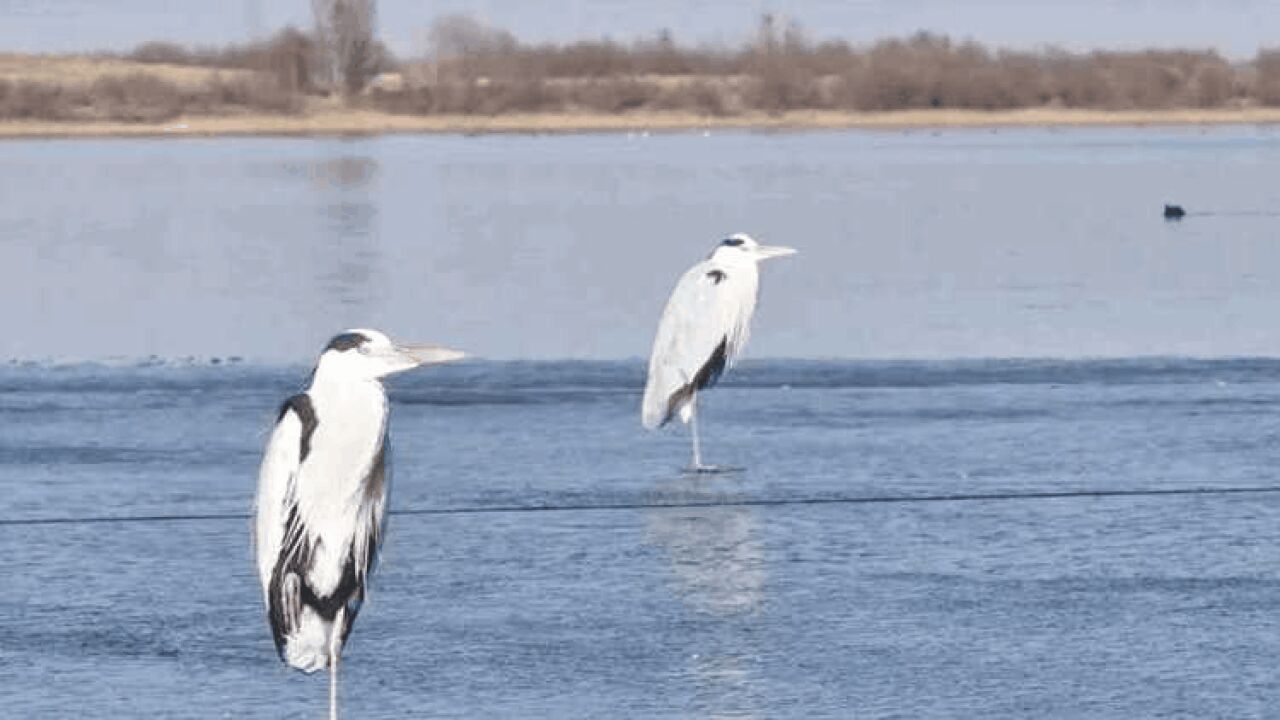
[
  {"xmin": 254, "ymin": 406, "xmax": 304, "ymax": 600},
  {"xmin": 351, "ymin": 438, "xmax": 388, "ymax": 595},
  {"xmin": 642, "ymin": 262, "xmax": 755, "ymax": 428}
]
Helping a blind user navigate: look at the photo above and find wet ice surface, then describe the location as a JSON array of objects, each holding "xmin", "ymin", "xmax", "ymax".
[{"xmin": 3, "ymin": 359, "xmax": 1279, "ymax": 718}]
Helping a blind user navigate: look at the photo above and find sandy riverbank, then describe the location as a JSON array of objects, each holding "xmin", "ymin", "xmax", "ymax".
[{"xmin": 5, "ymin": 107, "xmax": 1280, "ymax": 139}]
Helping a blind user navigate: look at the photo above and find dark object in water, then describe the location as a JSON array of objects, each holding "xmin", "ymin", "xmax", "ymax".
[{"xmin": 1164, "ymin": 204, "xmax": 1186, "ymax": 220}]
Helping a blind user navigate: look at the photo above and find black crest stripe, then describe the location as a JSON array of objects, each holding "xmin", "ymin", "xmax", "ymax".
[{"xmin": 326, "ymin": 332, "xmax": 370, "ymax": 352}]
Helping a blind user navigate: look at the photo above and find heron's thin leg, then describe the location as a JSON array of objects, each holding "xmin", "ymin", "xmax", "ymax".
[
  {"xmin": 690, "ymin": 393, "xmax": 702, "ymax": 470},
  {"xmin": 329, "ymin": 609, "xmax": 344, "ymax": 720}
]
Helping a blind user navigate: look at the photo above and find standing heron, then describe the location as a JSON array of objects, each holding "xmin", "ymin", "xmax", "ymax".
[
  {"xmin": 254, "ymin": 328, "xmax": 464, "ymax": 719},
  {"xmin": 642, "ymin": 233, "xmax": 796, "ymax": 471}
]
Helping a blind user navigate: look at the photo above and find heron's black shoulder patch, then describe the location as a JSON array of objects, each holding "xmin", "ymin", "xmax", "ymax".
[
  {"xmin": 326, "ymin": 332, "xmax": 370, "ymax": 352},
  {"xmin": 706, "ymin": 269, "xmax": 727, "ymax": 284},
  {"xmin": 279, "ymin": 393, "xmax": 318, "ymax": 462}
]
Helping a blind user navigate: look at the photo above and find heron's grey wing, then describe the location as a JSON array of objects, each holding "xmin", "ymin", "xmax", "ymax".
[
  {"xmin": 351, "ymin": 436, "xmax": 388, "ymax": 594},
  {"xmin": 253, "ymin": 398, "xmax": 311, "ymax": 602},
  {"xmin": 313, "ymin": 432, "xmax": 386, "ymax": 650},
  {"xmin": 642, "ymin": 261, "xmax": 756, "ymax": 428}
]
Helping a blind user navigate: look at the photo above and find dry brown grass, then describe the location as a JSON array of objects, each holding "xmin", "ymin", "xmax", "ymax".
[
  {"xmin": 0, "ymin": 54, "xmax": 303, "ymax": 122},
  {"xmin": 0, "ymin": 53, "xmax": 252, "ymax": 88}
]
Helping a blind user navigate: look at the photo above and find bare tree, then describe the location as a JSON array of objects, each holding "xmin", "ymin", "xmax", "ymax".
[
  {"xmin": 425, "ymin": 14, "xmax": 517, "ymax": 82},
  {"xmin": 312, "ymin": 0, "xmax": 378, "ymax": 95}
]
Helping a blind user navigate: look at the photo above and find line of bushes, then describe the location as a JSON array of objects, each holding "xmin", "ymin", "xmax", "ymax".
[
  {"xmin": 126, "ymin": 29, "xmax": 323, "ymax": 96},
  {"xmin": 372, "ymin": 16, "xmax": 1280, "ymax": 116},
  {"xmin": 7, "ymin": 15, "xmax": 1280, "ymax": 122},
  {"xmin": 126, "ymin": 25, "xmax": 394, "ymax": 97}
]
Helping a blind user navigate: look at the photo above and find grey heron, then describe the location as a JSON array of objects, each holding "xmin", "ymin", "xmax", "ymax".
[
  {"xmin": 253, "ymin": 328, "xmax": 464, "ymax": 719},
  {"xmin": 642, "ymin": 233, "xmax": 796, "ymax": 471}
]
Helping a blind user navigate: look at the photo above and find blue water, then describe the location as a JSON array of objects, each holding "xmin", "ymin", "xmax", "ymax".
[
  {"xmin": 3, "ymin": 358, "xmax": 1280, "ymax": 717},
  {"xmin": 5, "ymin": 127, "xmax": 1280, "ymax": 715}
]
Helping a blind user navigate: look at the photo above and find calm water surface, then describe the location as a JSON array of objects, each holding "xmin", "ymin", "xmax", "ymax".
[
  {"xmin": 3, "ymin": 127, "xmax": 1280, "ymax": 360},
  {"xmin": 3, "ymin": 128, "xmax": 1280, "ymax": 717}
]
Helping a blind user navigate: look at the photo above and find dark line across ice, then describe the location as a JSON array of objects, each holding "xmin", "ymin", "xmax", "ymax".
[{"xmin": 5, "ymin": 484, "xmax": 1280, "ymax": 527}]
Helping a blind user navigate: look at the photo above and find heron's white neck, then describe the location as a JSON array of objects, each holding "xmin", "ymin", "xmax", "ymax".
[
  {"xmin": 297, "ymin": 369, "xmax": 388, "ymax": 537},
  {"xmin": 306, "ymin": 373, "xmax": 388, "ymax": 434},
  {"xmin": 309, "ymin": 360, "xmax": 387, "ymax": 391}
]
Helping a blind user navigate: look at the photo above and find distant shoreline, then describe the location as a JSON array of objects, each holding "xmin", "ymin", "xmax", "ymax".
[{"xmin": 5, "ymin": 107, "xmax": 1280, "ymax": 139}]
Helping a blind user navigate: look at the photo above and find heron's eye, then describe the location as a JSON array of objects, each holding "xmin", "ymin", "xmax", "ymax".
[
  {"xmin": 358, "ymin": 345, "xmax": 372, "ymax": 356},
  {"xmin": 721, "ymin": 238, "xmax": 745, "ymax": 247}
]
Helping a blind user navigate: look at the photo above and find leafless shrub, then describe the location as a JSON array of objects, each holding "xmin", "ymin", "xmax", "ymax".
[
  {"xmin": 429, "ymin": 14, "xmax": 518, "ymax": 58},
  {"xmin": 89, "ymin": 73, "xmax": 185, "ymax": 121},
  {"xmin": 366, "ymin": 86, "xmax": 435, "ymax": 114},
  {"xmin": 124, "ymin": 28, "xmax": 322, "ymax": 96},
  {"xmin": 260, "ymin": 28, "xmax": 317, "ymax": 94},
  {"xmin": 745, "ymin": 14, "xmax": 821, "ymax": 112},
  {"xmin": 0, "ymin": 79, "xmax": 76, "ymax": 120},
  {"xmin": 202, "ymin": 76, "xmax": 305, "ymax": 114},
  {"xmin": 652, "ymin": 79, "xmax": 735, "ymax": 115},
  {"xmin": 565, "ymin": 78, "xmax": 658, "ymax": 112},
  {"xmin": 1253, "ymin": 50, "xmax": 1280, "ymax": 106},
  {"xmin": 1190, "ymin": 62, "xmax": 1236, "ymax": 107},
  {"xmin": 425, "ymin": 14, "xmax": 518, "ymax": 83},
  {"xmin": 633, "ymin": 30, "xmax": 697, "ymax": 75}
]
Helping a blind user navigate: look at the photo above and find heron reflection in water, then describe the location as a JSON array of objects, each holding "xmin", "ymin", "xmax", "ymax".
[{"xmin": 645, "ymin": 479, "xmax": 767, "ymax": 717}]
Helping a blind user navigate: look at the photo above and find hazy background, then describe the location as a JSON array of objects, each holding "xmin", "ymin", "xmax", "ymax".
[{"xmin": 2, "ymin": 0, "xmax": 1277, "ymax": 59}]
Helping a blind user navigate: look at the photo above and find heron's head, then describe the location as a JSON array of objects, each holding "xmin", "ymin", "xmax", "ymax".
[
  {"xmin": 711, "ymin": 233, "xmax": 797, "ymax": 263},
  {"xmin": 314, "ymin": 328, "xmax": 465, "ymax": 381}
]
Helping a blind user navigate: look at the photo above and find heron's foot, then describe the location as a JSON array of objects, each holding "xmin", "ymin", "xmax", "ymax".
[{"xmin": 683, "ymin": 463, "xmax": 743, "ymax": 475}]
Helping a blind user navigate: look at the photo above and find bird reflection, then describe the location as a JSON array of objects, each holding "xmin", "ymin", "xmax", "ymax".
[
  {"xmin": 645, "ymin": 480, "xmax": 766, "ymax": 718},
  {"xmin": 309, "ymin": 156, "xmax": 378, "ymax": 190},
  {"xmin": 646, "ymin": 502, "xmax": 765, "ymax": 616},
  {"xmin": 284, "ymin": 155, "xmax": 383, "ymax": 317},
  {"xmin": 689, "ymin": 652, "xmax": 760, "ymax": 720}
]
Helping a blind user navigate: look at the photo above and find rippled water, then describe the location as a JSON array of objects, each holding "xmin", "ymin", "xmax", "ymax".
[{"xmin": 3, "ymin": 359, "xmax": 1280, "ymax": 717}]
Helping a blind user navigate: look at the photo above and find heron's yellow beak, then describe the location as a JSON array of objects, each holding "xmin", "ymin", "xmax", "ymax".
[
  {"xmin": 395, "ymin": 344, "xmax": 466, "ymax": 366},
  {"xmin": 756, "ymin": 245, "xmax": 797, "ymax": 260}
]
